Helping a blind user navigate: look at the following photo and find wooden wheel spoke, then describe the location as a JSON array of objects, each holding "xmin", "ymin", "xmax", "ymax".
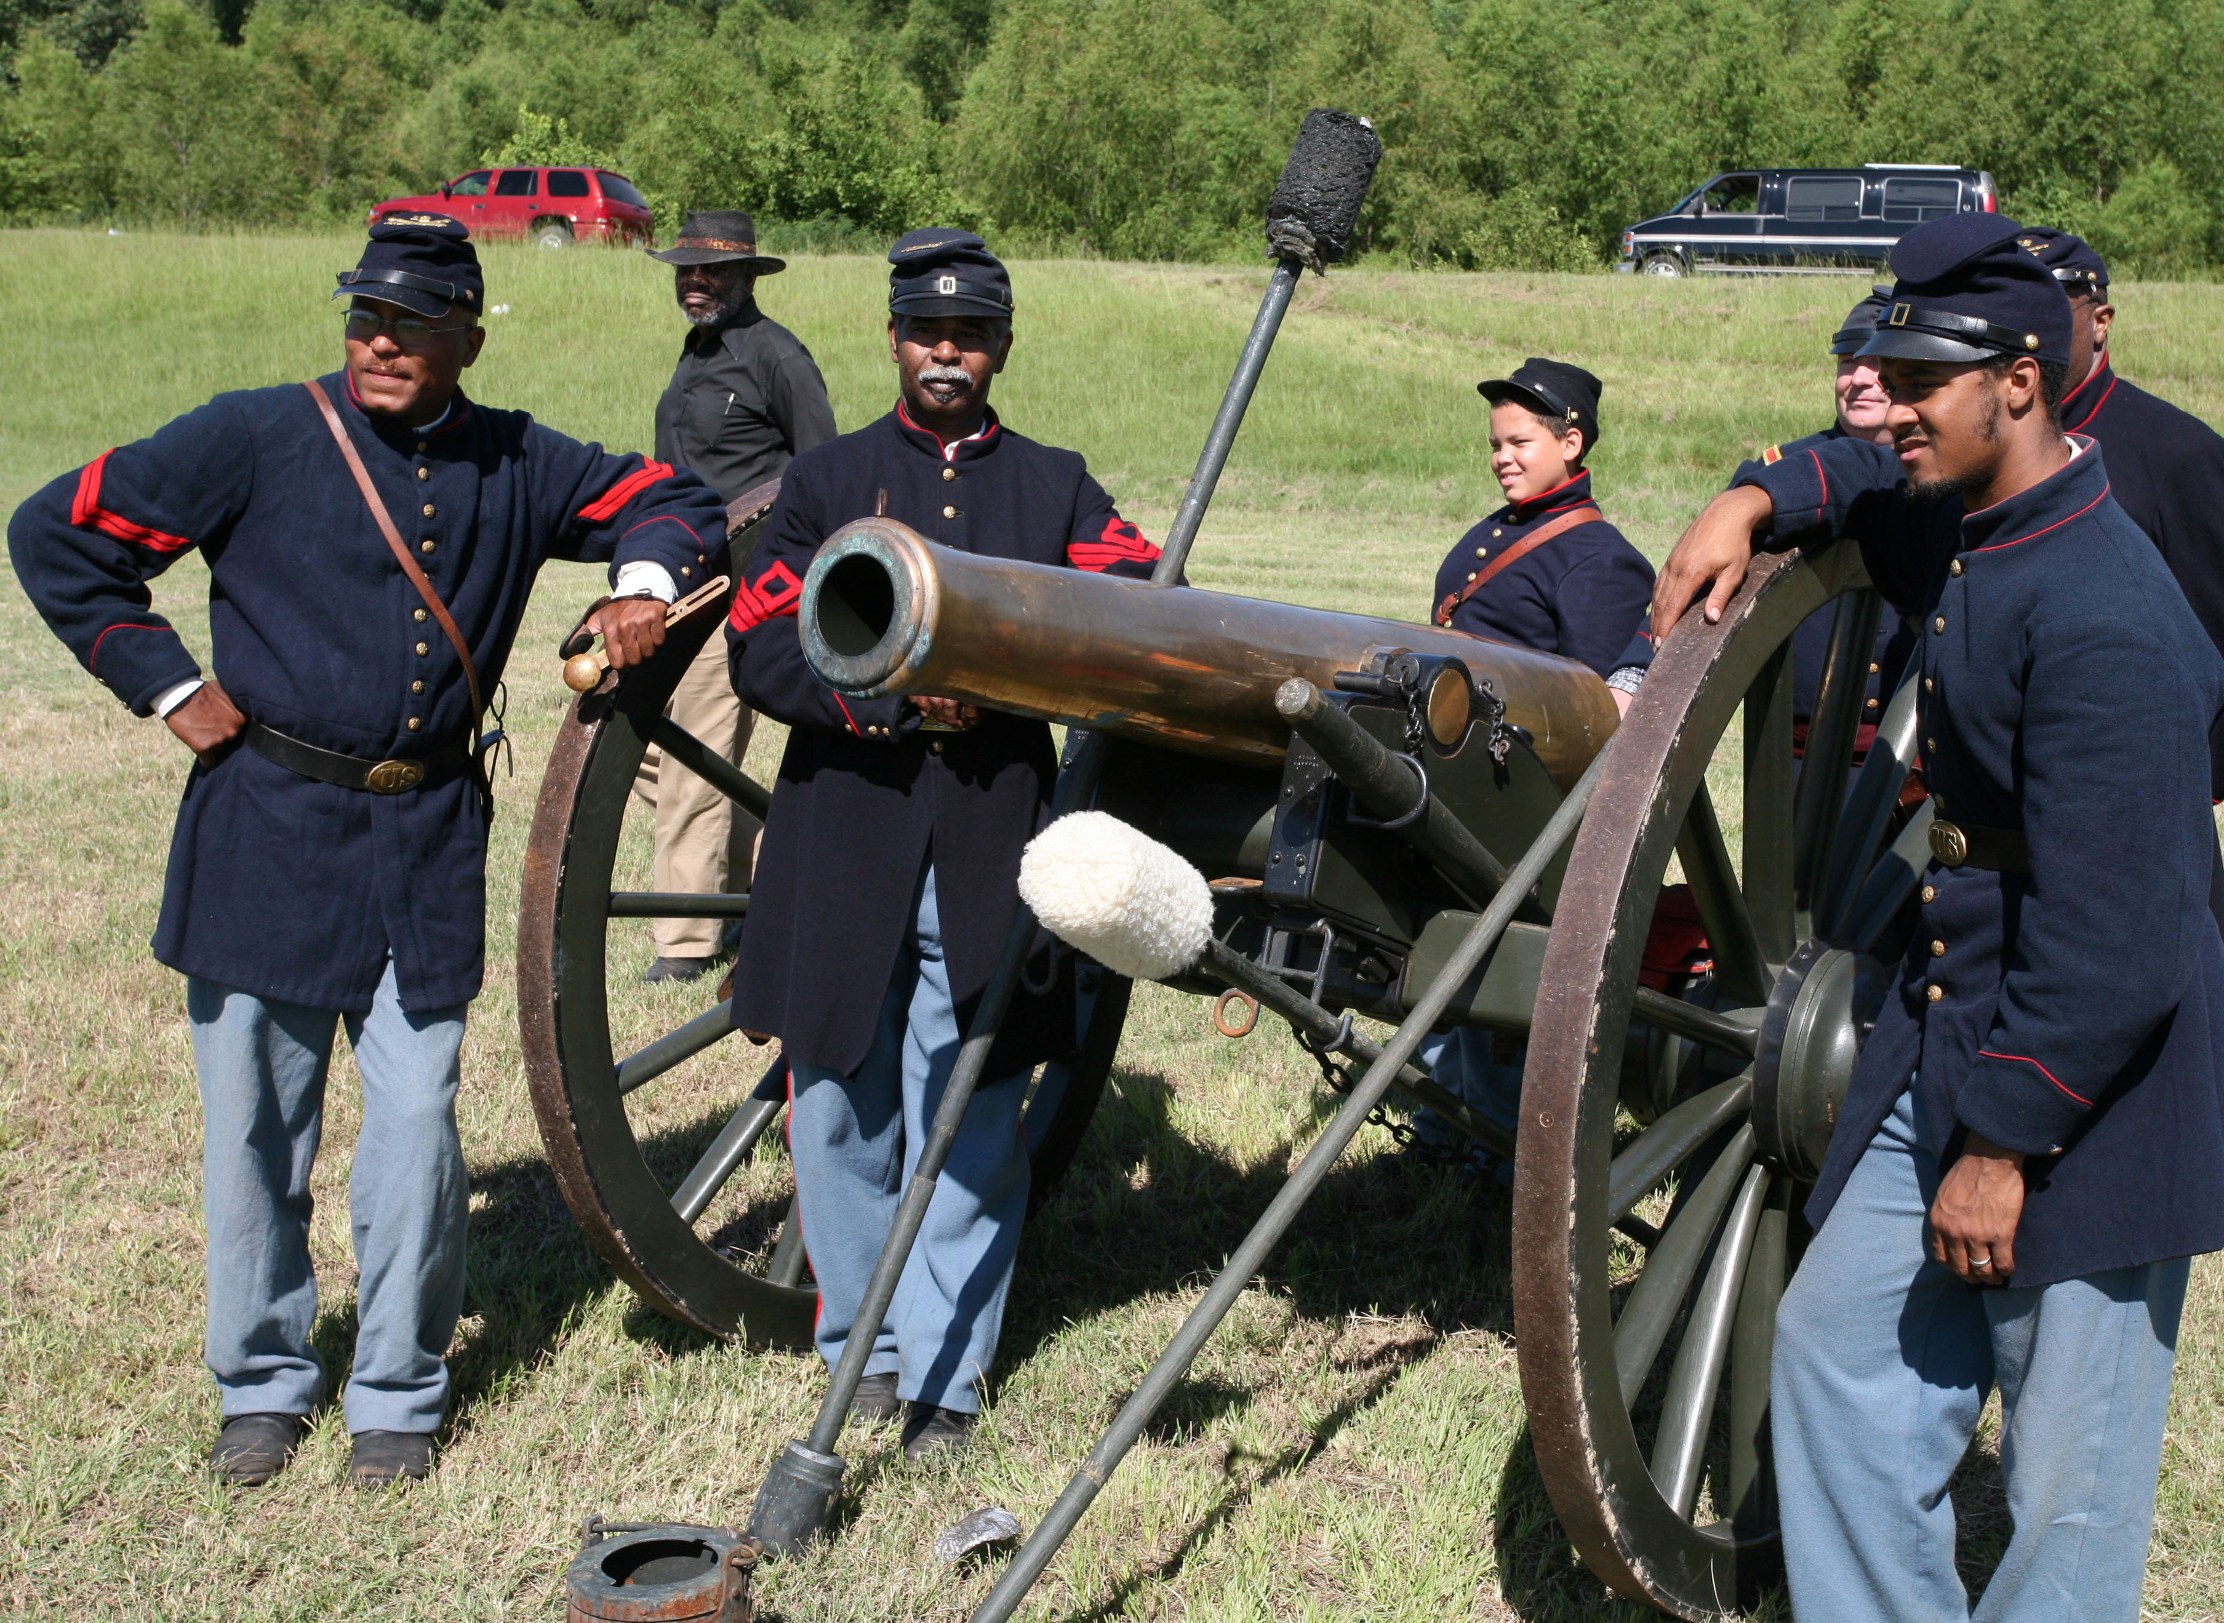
[
  {"xmin": 1608, "ymin": 1071, "xmax": 1754, "ymax": 1224},
  {"xmin": 648, "ymin": 716, "xmax": 772, "ymax": 820},
  {"xmin": 1649, "ymin": 1163, "xmax": 1770, "ymax": 1519},
  {"xmin": 1614, "ymin": 1123, "xmax": 1756, "ymax": 1407},
  {"xmin": 1818, "ymin": 666, "xmax": 1922, "ymax": 940},
  {"xmin": 1743, "ymin": 648, "xmax": 1796, "ymax": 966},
  {"xmin": 617, "ymin": 998, "xmax": 737, "ymax": 1095},
  {"xmin": 670, "ymin": 1097, "xmax": 783, "ymax": 1224},
  {"xmin": 766, "ymin": 1194, "xmax": 808, "ymax": 1288},
  {"xmin": 1839, "ymin": 800, "xmax": 1935, "ymax": 957},
  {"xmin": 1726, "ymin": 1176, "xmax": 1792, "ymax": 1539},
  {"xmin": 1676, "ymin": 785, "xmax": 1769, "ymax": 1008},
  {"xmin": 608, "ymin": 891, "xmax": 752, "ymax": 919},
  {"xmin": 1791, "ymin": 592, "xmax": 1880, "ymax": 934}
]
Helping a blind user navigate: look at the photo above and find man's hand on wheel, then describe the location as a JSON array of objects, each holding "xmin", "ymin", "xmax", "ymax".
[
  {"xmin": 1650, "ymin": 485, "xmax": 1774, "ymax": 642},
  {"xmin": 588, "ymin": 595, "xmax": 669, "ymax": 669},
  {"xmin": 165, "ymin": 678, "xmax": 246, "ymax": 765}
]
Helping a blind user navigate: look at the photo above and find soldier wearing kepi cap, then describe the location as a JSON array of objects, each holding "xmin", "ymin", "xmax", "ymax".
[
  {"xmin": 8, "ymin": 214, "xmax": 728, "ymax": 1491},
  {"xmin": 724, "ymin": 228, "xmax": 1160, "ymax": 1458},
  {"xmin": 1735, "ymin": 286, "xmax": 1916, "ymax": 750},
  {"xmin": 2021, "ymin": 226, "xmax": 2224, "ymax": 798},
  {"xmin": 1652, "ymin": 212, "xmax": 2224, "ymax": 1622},
  {"xmin": 1409, "ymin": 357, "xmax": 1652, "ymax": 1169}
]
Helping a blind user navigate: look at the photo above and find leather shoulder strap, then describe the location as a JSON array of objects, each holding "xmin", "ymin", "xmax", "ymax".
[
  {"xmin": 1435, "ymin": 505, "xmax": 1603, "ymax": 627},
  {"xmin": 303, "ymin": 379, "xmax": 484, "ymax": 727}
]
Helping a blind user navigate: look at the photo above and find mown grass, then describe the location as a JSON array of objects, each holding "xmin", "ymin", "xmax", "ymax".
[{"xmin": 1, "ymin": 230, "xmax": 2220, "ymax": 1620}]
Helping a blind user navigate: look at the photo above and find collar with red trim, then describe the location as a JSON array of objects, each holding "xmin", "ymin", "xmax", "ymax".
[
  {"xmin": 893, "ymin": 399, "xmax": 1002, "ymax": 463},
  {"xmin": 2057, "ymin": 355, "xmax": 2117, "ymax": 435},
  {"xmin": 1499, "ymin": 467, "xmax": 1596, "ymax": 526},
  {"xmin": 1958, "ymin": 434, "xmax": 2111, "ymax": 556}
]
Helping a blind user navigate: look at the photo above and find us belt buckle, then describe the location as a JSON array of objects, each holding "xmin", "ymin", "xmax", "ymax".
[
  {"xmin": 366, "ymin": 758, "xmax": 425, "ymax": 795},
  {"xmin": 1929, "ymin": 818, "xmax": 1968, "ymax": 866}
]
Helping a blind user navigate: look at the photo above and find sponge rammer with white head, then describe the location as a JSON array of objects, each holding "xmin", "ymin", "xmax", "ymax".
[{"xmin": 1017, "ymin": 811, "xmax": 1215, "ymax": 982}]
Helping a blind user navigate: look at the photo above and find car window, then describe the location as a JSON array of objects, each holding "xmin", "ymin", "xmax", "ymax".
[
  {"xmin": 547, "ymin": 169, "xmax": 590, "ymax": 199},
  {"xmin": 1786, "ymin": 176, "xmax": 1863, "ymax": 223},
  {"xmin": 493, "ymin": 170, "xmax": 538, "ymax": 198},
  {"xmin": 596, "ymin": 172, "xmax": 649, "ymax": 209},
  {"xmin": 1882, "ymin": 177, "xmax": 1962, "ymax": 223},
  {"xmin": 447, "ymin": 171, "xmax": 491, "ymax": 198},
  {"xmin": 1699, "ymin": 175, "xmax": 1759, "ymax": 214}
]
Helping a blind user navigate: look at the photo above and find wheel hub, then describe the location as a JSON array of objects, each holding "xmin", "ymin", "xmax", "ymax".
[{"xmin": 1752, "ymin": 941, "xmax": 1879, "ymax": 1181}]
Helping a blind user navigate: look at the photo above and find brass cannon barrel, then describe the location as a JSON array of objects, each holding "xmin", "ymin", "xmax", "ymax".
[{"xmin": 797, "ymin": 517, "xmax": 1619, "ymax": 786}]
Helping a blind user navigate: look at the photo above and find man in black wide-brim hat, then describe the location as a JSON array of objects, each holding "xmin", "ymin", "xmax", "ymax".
[{"xmin": 633, "ymin": 212, "xmax": 838, "ymax": 984}]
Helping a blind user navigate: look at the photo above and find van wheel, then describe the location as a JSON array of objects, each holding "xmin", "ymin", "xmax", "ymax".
[
  {"xmin": 1642, "ymin": 252, "xmax": 1687, "ymax": 278},
  {"xmin": 533, "ymin": 220, "xmax": 573, "ymax": 250}
]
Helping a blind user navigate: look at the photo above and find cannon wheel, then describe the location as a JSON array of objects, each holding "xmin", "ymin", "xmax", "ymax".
[
  {"xmin": 1516, "ymin": 540, "xmax": 1924, "ymax": 1618},
  {"xmin": 518, "ymin": 489, "xmax": 1130, "ymax": 1347}
]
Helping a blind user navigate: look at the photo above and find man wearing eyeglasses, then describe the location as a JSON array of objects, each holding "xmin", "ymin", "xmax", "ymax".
[{"xmin": 7, "ymin": 215, "xmax": 728, "ymax": 1491}]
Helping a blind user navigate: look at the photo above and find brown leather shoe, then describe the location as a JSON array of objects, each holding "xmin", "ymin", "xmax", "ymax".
[
  {"xmin": 349, "ymin": 1429, "xmax": 434, "ymax": 1489},
  {"xmin": 209, "ymin": 1412, "xmax": 307, "ymax": 1487}
]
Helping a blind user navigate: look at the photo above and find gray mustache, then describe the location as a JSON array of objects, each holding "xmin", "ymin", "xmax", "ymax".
[{"xmin": 918, "ymin": 365, "xmax": 973, "ymax": 387}]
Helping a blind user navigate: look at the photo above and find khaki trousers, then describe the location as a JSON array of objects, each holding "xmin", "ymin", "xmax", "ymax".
[{"xmin": 631, "ymin": 632, "xmax": 762, "ymax": 958}]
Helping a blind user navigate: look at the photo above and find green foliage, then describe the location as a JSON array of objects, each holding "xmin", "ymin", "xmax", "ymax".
[{"xmin": 3, "ymin": 0, "xmax": 2223, "ymax": 273}]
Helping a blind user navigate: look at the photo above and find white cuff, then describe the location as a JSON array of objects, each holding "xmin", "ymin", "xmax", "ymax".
[
  {"xmin": 153, "ymin": 678, "xmax": 206, "ymax": 718},
  {"xmin": 1603, "ymin": 665, "xmax": 1647, "ymax": 695},
  {"xmin": 612, "ymin": 561, "xmax": 679, "ymax": 605}
]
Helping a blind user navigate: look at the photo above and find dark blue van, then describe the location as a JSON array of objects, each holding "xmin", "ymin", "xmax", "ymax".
[{"xmin": 1616, "ymin": 165, "xmax": 1998, "ymax": 276}]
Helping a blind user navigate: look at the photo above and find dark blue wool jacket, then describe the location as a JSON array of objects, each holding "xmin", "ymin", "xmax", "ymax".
[
  {"xmin": 727, "ymin": 404, "xmax": 1158, "ymax": 1076},
  {"xmin": 1740, "ymin": 435, "xmax": 2224, "ymax": 1284},
  {"xmin": 1432, "ymin": 470, "xmax": 1653, "ymax": 678},
  {"xmin": 8, "ymin": 370, "xmax": 726, "ymax": 1013},
  {"xmin": 2057, "ymin": 356, "xmax": 2224, "ymax": 797},
  {"xmin": 1735, "ymin": 426, "xmax": 1917, "ymax": 737}
]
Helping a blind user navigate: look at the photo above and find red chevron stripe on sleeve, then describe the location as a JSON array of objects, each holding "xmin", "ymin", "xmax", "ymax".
[
  {"xmin": 578, "ymin": 460, "xmax": 676, "ymax": 523},
  {"xmin": 727, "ymin": 559, "xmax": 805, "ymax": 633},
  {"xmin": 70, "ymin": 451, "xmax": 196, "ymax": 554},
  {"xmin": 1067, "ymin": 515, "xmax": 1161, "ymax": 573}
]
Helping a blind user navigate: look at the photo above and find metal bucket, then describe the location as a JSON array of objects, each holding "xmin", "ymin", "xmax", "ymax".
[{"xmin": 565, "ymin": 1517, "xmax": 757, "ymax": 1623}]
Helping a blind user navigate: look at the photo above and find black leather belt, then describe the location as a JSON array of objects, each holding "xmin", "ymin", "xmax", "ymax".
[
  {"xmin": 1929, "ymin": 817, "xmax": 2028, "ymax": 872},
  {"xmin": 244, "ymin": 721, "xmax": 472, "ymax": 794}
]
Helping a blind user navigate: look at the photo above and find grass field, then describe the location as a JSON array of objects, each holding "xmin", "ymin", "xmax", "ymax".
[{"xmin": 2, "ymin": 230, "xmax": 2221, "ymax": 1621}]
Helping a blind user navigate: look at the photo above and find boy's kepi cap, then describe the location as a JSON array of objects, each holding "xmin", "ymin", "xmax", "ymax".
[
  {"xmin": 334, "ymin": 213, "xmax": 482, "ymax": 318},
  {"xmin": 1861, "ymin": 213, "xmax": 2071, "ymax": 367},
  {"xmin": 1478, "ymin": 356, "xmax": 1604, "ymax": 450},
  {"xmin": 888, "ymin": 228, "xmax": 1013, "ymax": 319}
]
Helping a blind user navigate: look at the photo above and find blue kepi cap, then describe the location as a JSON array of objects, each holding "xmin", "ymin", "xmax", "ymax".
[
  {"xmin": 1861, "ymin": 213, "xmax": 2071, "ymax": 368},
  {"xmin": 2017, "ymin": 225, "xmax": 2110, "ymax": 300},
  {"xmin": 335, "ymin": 214, "xmax": 483, "ymax": 319},
  {"xmin": 888, "ymin": 228, "xmax": 1013, "ymax": 320}
]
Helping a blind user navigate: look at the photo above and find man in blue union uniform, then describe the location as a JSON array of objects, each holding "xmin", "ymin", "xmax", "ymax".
[
  {"xmin": 725, "ymin": 230, "xmax": 1160, "ymax": 1459},
  {"xmin": 1652, "ymin": 212, "xmax": 2224, "ymax": 1621},
  {"xmin": 7, "ymin": 217, "xmax": 728, "ymax": 1489}
]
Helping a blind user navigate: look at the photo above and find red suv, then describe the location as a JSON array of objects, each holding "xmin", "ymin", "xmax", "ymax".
[{"xmin": 369, "ymin": 166, "xmax": 655, "ymax": 249}]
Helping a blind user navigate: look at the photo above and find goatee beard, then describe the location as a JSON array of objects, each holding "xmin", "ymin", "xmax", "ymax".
[{"xmin": 683, "ymin": 289, "xmax": 745, "ymax": 328}]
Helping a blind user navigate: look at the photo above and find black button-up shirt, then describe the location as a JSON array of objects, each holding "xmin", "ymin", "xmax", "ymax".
[{"xmin": 654, "ymin": 297, "xmax": 837, "ymax": 509}]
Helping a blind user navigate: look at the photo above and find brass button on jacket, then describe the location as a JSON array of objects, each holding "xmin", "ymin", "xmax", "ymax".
[
  {"xmin": 1933, "ymin": 615, "xmax": 1947, "ymax": 633},
  {"xmin": 1926, "ymin": 984, "xmax": 1944, "ymax": 1003},
  {"xmin": 942, "ymin": 466, "xmax": 957, "ymax": 483},
  {"xmin": 1921, "ymin": 884, "xmax": 1937, "ymax": 904},
  {"xmin": 1931, "ymin": 939, "xmax": 1946, "ymax": 957},
  {"xmin": 413, "ymin": 608, "xmax": 428, "ymax": 622},
  {"xmin": 415, "ymin": 641, "xmax": 430, "ymax": 656},
  {"xmin": 420, "ymin": 540, "xmax": 436, "ymax": 555},
  {"xmin": 942, "ymin": 504, "xmax": 959, "ymax": 520},
  {"xmin": 416, "ymin": 467, "xmax": 430, "ymax": 482},
  {"xmin": 1950, "ymin": 558, "xmax": 1964, "ymax": 576},
  {"xmin": 421, "ymin": 503, "xmax": 436, "ymax": 518},
  {"xmin": 405, "ymin": 717, "xmax": 422, "ymax": 732}
]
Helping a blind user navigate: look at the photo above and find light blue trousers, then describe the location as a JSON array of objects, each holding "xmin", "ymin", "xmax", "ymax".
[
  {"xmin": 1410, "ymin": 1026, "xmax": 1523, "ymax": 1156},
  {"xmin": 1773, "ymin": 1087, "xmax": 2187, "ymax": 1622},
  {"xmin": 187, "ymin": 961, "xmax": 469, "ymax": 1436},
  {"xmin": 787, "ymin": 867, "xmax": 1030, "ymax": 1414}
]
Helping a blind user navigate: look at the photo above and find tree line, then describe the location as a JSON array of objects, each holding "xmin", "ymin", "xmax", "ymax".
[{"xmin": 3, "ymin": 0, "xmax": 2220, "ymax": 274}]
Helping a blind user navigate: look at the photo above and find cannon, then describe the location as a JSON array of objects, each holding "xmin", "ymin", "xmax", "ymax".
[{"xmin": 514, "ymin": 109, "xmax": 1924, "ymax": 1621}]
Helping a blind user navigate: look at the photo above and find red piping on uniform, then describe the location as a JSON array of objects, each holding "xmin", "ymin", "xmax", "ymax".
[
  {"xmin": 88, "ymin": 621, "xmax": 176, "ymax": 675},
  {"xmin": 71, "ymin": 453, "xmax": 195, "ymax": 554},
  {"xmin": 896, "ymin": 399, "xmax": 999, "ymax": 462},
  {"xmin": 2061, "ymin": 364, "xmax": 2116, "ymax": 434},
  {"xmin": 1507, "ymin": 471, "xmax": 1590, "ymax": 521},
  {"xmin": 1977, "ymin": 1049, "xmax": 2093, "ymax": 1107},
  {"xmin": 578, "ymin": 461, "xmax": 675, "ymax": 523},
  {"xmin": 1969, "ymin": 485, "xmax": 2111, "ymax": 554},
  {"xmin": 831, "ymin": 692, "xmax": 864, "ymax": 736},
  {"xmin": 1808, "ymin": 447, "xmax": 1830, "ymax": 511}
]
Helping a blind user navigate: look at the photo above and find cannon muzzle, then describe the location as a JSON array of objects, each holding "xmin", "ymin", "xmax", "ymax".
[{"xmin": 798, "ymin": 518, "xmax": 1619, "ymax": 787}]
